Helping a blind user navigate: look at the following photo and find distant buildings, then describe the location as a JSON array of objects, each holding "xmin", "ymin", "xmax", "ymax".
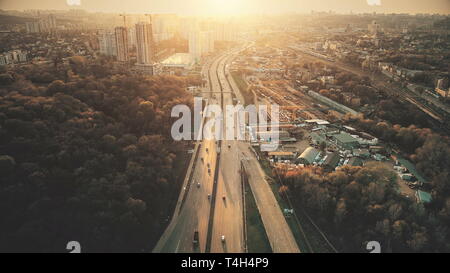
[
  {"xmin": 115, "ymin": 27, "xmax": 129, "ymax": 62},
  {"xmin": 25, "ymin": 14, "xmax": 57, "ymax": 33},
  {"xmin": 0, "ymin": 50, "xmax": 28, "ymax": 65},
  {"xmin": 135, "ymin": 22, "xmax": 155, "ymax": 64},
  {"xmin": 98, "ymin": 30, "xmax": 117, "ymax": 57},
  {"xmin": 368, "ymin": 21, "xmax": 381, "ymax": 36},
  {"xmin": 436, "ymin": 78, "xmax": 449, "ymax": 98},
  {"xmin": 25, "ymin": 22, "xmax": 40, "ymax": 33},
  {"xmin": 308, "ymin": 91, "xmax": 360, "ymax": 116},
  {"xmin": 152, "ymin": 14, "xmax": 178, "ymax": 43},
  {"xmin": 160, "ymin": 53, "xmax": 194, "ymax": 72},
  {"xmin": 189, "ymin": 31, "xmax": 214, "ymax": 62}
]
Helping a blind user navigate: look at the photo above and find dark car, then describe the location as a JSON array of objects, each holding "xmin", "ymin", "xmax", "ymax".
[{"xmin": 193, "ymin": 231, "xmax": 199, "ymax": 246}]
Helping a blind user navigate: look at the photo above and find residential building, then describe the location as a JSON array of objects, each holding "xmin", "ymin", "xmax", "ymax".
[
  {"xmin": 25, "ymin": 21, "xmax": 40, "ymax": 33},
  {"xmin": 98, "ymin": 30, "xmax": 117, "ymax": 57},
  {"xmin": 115, "ymin": 27, "xmax": 129, "ymax": 62},
  {"xmin": 135, "ymin": 22, "xmax": 155, "ymax": 64}
]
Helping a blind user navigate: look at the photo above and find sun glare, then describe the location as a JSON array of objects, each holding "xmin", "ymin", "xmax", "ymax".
[{"xmin": 209, "ymin": 0, "xmax": 244, "ymax": 15}]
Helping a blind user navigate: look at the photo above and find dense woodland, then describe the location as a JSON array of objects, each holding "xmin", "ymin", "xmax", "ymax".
[
  {"xmin": 279, "ymin": 162, "xmax": 450, "ymax": 252},
  {"xmin": 278, "ymin": 109, "xmax": 450, "ymax": 252},
  {"xmin": 0, "ymin": 57, "xmax": 196, "ymax": 252}
]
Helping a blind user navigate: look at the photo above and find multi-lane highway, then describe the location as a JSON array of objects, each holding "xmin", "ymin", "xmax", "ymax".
[{"xmin": 153, "ymin": 55, "xmax": 222, "ymax": 253}]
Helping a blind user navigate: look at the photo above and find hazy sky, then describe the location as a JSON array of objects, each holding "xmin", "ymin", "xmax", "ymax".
[{"xmin": 0, "ymin": 0, "xmax": 449, "ymax": 15}]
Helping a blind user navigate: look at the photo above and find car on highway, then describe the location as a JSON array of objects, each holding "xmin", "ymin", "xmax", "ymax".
[{"xmin": 193, "ymin": 231, "xmax": 199, "ymax": 246}]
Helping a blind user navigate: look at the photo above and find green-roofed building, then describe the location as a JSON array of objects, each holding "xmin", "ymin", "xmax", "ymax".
[
  {"xmin": 416, "ymin": 190, "xmax": 432, "ymax": 204},
  {"xmin": 333, "ymin": 132, "xmax": 359, "ymax": 150}
]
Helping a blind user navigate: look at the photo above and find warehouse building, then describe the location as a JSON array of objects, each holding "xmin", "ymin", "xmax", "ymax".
[
  {"xmin": 333, "ymin": 132, "xmax": 359, "ymax": 150},
  {"xmin": 297, "ymin": 147, "xmax": 320, "ymax": 165},
  {"xmin": 323, "ymin": 152, "xmax": 340, "ymax": 171},
  {"xmin": 268, "ymin": 152, "xmax": 296, "ymax": 161}
]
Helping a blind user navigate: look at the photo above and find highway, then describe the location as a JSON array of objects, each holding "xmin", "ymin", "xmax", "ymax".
[
  {"xmin": 154, "ymin": 46, "xmax": 300, "ymax": 253},
  {"xmin": 209, "ymin": 52, "xmax": 245, "ymax": 253},
  {"xmin": 152, "ymin": 55, "xmax": 222, "ymax": 253},
  {"xmin": 224, "ymin": 49, "xmax": 300, "ymax": 253}
]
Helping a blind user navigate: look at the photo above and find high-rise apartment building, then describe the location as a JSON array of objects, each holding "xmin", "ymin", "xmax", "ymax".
[
  {"xmin": 98, "ymin": 30, "xmax": 117, "ymax": 57},
  {"xmin": 189, "ymin": 31, "xmax": 215, "ymax": 62},
  {"xmin": 25, "ymin": 21, "xmax": 40, "ymax": 33},
  {"xmin": 115, "ymin": 27, "xmax": 129, "ymax": 62},
  {"xmin": 152, "ymin": 14, "xmax": 178, "ymax": 43},
  {"xmin": 135, "ymin": 22, "xmax": 155, "ymax": 64}
]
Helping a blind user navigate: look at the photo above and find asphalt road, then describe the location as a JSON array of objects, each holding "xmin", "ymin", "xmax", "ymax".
[
  {"xmin": 239, "ymin": 144, "xmax": 300, "ymax": 253},
  {"xmin": 209, "ymin": 53, "xmax": 245, "ymax": 253},
  {"xmin": 152, "ymin": 55, "xmax": 222, "ymax": 253},
  {"xmin": 154, "ymin": 45, "xmax": 300, "ymax": 253},
  {"xmin": 224, "ymin": 53, "xmax": 301, "ymax": 253}
]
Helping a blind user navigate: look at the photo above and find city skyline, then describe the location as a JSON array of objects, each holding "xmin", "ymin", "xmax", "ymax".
[{"xmin": 0, "ymin": 0, "xmax": 449, "ymax": 15}]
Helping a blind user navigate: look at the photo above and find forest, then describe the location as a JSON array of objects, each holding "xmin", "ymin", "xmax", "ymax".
[
  {"xmin": 0, "ymin": 57, "xmax": 196, "ymax": 252},
  {"xmin": 277, "ymin": 110, "xmax": 450, "ymax": 252},
  {"xmin": 279, "ymin": 162, "xmax": 450, "ymax": 252}
]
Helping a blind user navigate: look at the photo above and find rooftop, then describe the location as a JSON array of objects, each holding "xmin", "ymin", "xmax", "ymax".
[
  {"xmin": 334, "ymin": 132, "xmax": 358, "ymax": 144},
  {"xmin": 268, "ymin": 152, "xmax": 295, "ymax": 156},
  {"xmin": 305, "ymin": 119, "xmax": 330, "ymax": 125},
  {"xmin": 323, "ymin": 152, "xmax": 340, "ymax": 169},
  {"xmin": 298, "ymin": 147, "xmax": 320, "ymax": 164},
  {"xmin": 417, "ymin": 190, "xmax": 432, "ymax": 203},
  {"xmin": 161, "ymin": 53, "xmax": 193, "ymax": 67}
]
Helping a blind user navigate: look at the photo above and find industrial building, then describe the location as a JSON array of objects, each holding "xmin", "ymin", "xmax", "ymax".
[
  {"xmin": 297, "ymin": 147, "xmax": 320, "ymax": 165},
  {"xmin": 333, "ymin": 132, "xmax": 359, "ymax": 150},
  {"xmin": 308, "ymin": 91, "xmax": 360, "ymax": 116},
  {"xmin": 323, "ymin": 152, "xmax": 340, "ymax": 171}
]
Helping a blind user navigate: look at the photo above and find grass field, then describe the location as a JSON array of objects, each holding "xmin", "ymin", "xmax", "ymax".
[
  {"xmin": 256, "ymin": 151, "xmax": 335, "ymax": 253},
  {"xmin": 244, "ymin": 176, "xmax": 272, "ymax": 253},
  {"xmin": 231, "ymin": 71, "xmax": 254, "ymax": 106}
]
